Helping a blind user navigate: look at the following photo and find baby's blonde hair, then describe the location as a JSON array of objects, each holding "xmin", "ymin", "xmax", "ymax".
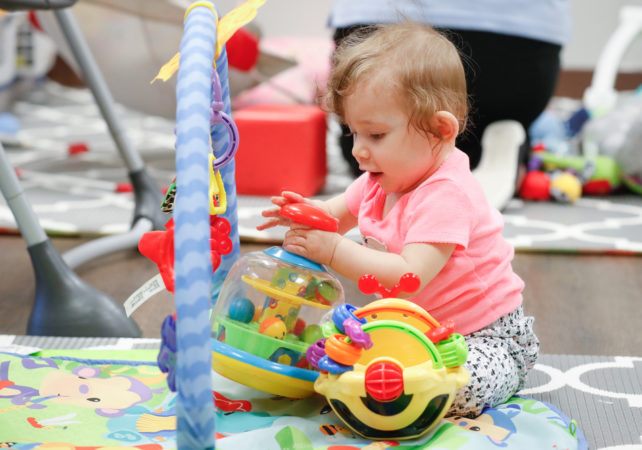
[{"xmin": 325, "ymin": 22, "xmax": 468, "ymax": 138}]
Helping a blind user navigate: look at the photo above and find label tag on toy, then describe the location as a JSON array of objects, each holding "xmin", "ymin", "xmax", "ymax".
[{"xmin": 124, "ymin": 274, "xmax": 166, "ymax": 317}]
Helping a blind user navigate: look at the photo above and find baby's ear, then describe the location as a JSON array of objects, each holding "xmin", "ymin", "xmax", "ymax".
[{"xmin": 429, "ymin": 111, "xmax": 459, "ymax": 141}]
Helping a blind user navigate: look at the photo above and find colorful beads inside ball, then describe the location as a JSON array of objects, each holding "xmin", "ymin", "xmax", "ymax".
[
  {"xmin": 228, "ymin": 297, "xmax": 255, "ymax": 323},
  {"xmin": 300, "ymin": 324, "xmax": 323, "ymax": 344},
  {"xmin": 292, "ymin": 318, "xmax": 306, "ymax": 336},
  {"xmin": 316, "ymin": 281, "xmax": 339, "ymax": 304},
  {"xmin": 259, "ymin": 317, "xmax": 287, "ymax": 339}
]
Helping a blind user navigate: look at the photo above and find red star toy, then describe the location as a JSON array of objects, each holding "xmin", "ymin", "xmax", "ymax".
[{"xmin": 138, "ymin": 216, "xmax": 233, "ymax": 293}]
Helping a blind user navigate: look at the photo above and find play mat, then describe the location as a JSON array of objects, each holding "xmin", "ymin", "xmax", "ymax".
[
  {"xmin": 0, "ymin": 341, "xmax": 595, "ymax": 450},
  {"xmin": 2, "ymin": 335, "xmax": 641, "ymax": 449},
  {"xmin": 1, "ymin": 82, "xmax": 642, "ymax": 254}
]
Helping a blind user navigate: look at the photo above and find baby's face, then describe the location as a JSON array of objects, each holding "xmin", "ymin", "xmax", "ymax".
[{"xmin": 344, "ymin": 80, "xmax": 442, "ymax": 194}]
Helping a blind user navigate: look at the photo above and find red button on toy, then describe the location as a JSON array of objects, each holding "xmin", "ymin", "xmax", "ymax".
[{"xmin": 365, "ymin": 361, "xmax": 404, "ymax": 402}]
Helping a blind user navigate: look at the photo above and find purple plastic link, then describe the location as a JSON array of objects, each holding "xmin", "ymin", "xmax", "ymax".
[
  {"xmin": 305, "ymin": 338, "xmax": 326, "ymax": 370},
  {"xmin": 158, "ymin": 314, "xmax": 177, "ymax": 391},
  {"xmin": 317, "ymin": 355, "xmax": 352, "ymax": 375},
  {"xmin": 209, "ymin": 71, "xmax": 239, "ymax": 170},
  {"xmin": 343, "ymin": 318, "xmax": 373, "ymax": 350},
  {"xmin": 211, "ymin": 71, "xmax": 223, "ymax": 106}
]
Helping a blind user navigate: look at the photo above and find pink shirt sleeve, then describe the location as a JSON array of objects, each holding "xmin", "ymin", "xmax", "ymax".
[
  {"xmin": 344, "ymin": 173, "xmax": 370, "ymax": 217},
  {"xmin": 404, "ymin": 181, "xmax": 474, "ymax": 249}
]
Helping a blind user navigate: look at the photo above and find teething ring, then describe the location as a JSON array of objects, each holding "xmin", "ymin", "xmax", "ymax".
[
  {"xmin": 317, "ymin": 355, "xmax": 352, "ymax": 375},
  {"xmin": 343, "ymin": 318, "xmax": 373, "ymax": 349},
  {"xmin": 325, "ymin": 334, "xmax": 362, "ymax": 366},
  {"xmin": 305, "ymin": 338, "xmax": 326, "ymax": 370},
  {"xmin": 332, "ymin": 304, "xmax": 365, "ymax": 332},
  {"xmin": 280, "ymin": 203, "xmax": 339, "ymax": 232}
]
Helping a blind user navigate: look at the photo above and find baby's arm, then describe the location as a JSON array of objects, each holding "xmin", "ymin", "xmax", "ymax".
[
  {"xmin": 330, "ymin": 239, "xmax": 455, "ymax": 292},
  {"xmin": 323, "ymin": 193, "xmax": 357, "ymax": 235},
  {"xmin": 283, "ymin": 224, "xmax": 454, "ymax": 292}
]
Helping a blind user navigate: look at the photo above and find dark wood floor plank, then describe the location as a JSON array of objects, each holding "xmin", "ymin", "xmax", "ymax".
[{"xmin": 1, "ymin": 236, "xmax": 640, "ymax": 355}]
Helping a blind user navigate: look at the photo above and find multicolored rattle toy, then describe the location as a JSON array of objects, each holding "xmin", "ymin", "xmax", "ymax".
[{"xmin": 309, "ymin": 273, "xmax": 469, "ymax": 441}]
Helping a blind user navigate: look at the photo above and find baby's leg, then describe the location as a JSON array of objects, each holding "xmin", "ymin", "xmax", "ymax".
[{"xmin": 447, "ymin": 306, "xmax": 539, "ymax": 418}]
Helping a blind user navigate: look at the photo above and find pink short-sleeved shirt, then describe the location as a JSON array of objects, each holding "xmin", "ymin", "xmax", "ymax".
[{"xmin": 344, "ymin": 149, "xmax": 523, "ymax": 335}]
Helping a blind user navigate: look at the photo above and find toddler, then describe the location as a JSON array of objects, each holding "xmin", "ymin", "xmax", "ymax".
[{"xmin": 258, "ymin": 22, "xmax": 538, "ymax": 417}]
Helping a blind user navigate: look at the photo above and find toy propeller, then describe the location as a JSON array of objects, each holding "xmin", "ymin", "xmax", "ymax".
[{"xmin": 358, "ymin": 273, "xmax": 421, "ymax": 298}]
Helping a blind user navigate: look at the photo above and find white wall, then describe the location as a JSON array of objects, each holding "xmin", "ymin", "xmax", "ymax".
[
  {"xmin": 562, "ymin": 0, "xmax": 642, "ymax": 71},
  {"xmin": 246, "ymin": 0, "xmax": 642, "ymax": 72}
]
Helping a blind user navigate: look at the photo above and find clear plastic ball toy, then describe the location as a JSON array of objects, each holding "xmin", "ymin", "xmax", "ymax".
[{"xmin": 211, "ymin": 246, "xmax": 344, "ymax": 398}]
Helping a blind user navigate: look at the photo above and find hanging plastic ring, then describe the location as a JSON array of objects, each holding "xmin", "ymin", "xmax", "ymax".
[
  {"xmin": 209, "ymin": 69, "xmax": 239, "ymax": 170},
  {"xmin": 210, "ymin": 111, "xmax": 239, "ymax": 170}
]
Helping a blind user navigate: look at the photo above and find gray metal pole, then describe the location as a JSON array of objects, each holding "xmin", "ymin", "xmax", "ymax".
[
  {"xmin": 53, "ymin": 8, "xmax": 144, "ymax": 171},
  {"xmin": 0, "ymin": 142, "xmax": 47, "ymax": 246}
]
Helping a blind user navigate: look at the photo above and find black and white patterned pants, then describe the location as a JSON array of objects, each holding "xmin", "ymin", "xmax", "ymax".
[{"xmin": 448, "ymin": 306, "xmax": 540, "ymax": 417}]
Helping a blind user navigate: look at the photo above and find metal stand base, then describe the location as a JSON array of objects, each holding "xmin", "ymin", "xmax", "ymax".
[{"xmin": 27, "ymin": 240, "xmax": 140, "ymax": 337}]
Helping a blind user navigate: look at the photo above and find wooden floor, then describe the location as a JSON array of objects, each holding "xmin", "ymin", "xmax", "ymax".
[{"xmin": 1, "ymin": 235, "xmax": 640, "ymax": 356}]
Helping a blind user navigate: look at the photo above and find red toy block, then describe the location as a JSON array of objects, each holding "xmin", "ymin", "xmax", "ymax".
[{"xmin": 233, "ymin": 104, "xmax": 327, "ymax": 197}]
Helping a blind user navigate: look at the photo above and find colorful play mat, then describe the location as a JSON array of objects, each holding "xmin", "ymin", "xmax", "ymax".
[
  {"xmin": 17, "ymin": 335, "xmax": 642, "ymax": 449},
  {"xmin": 1, "ymin": 82, "xmax": 642, "ymax": 254}
]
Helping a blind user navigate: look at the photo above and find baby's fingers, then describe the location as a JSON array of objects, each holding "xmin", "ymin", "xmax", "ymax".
[
  {"xmin": 261, "ymin": 207, "xmax": 282, "ymax": 218},
  {"xmin": 270, "ymin": 196, "xmax": 289, "ymax": 207},
  {"xmin": 256, "ymin": 217, "xmax": 285, "ymax": 231},
  {"xmin": 281, "ymin": 191, "xmax": 307, "ymax": 204}
]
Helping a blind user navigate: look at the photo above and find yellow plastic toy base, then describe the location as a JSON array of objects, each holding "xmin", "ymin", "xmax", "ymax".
[
  {"xmin": 212, "ymin": 351, "xmax": 316, "ymax": 399},
  {"xmin": 241, "ymin": 275, "xmax": 331, "ymax": 310},
  {"xmin": 315, "ymin": 361, "xmax": 469, "ymax": 440},
  {"xmin": 313, "ymin": 305, "xmax": 470, "ymax": 441}
]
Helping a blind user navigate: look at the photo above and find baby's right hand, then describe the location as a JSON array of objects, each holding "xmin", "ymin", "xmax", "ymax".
[{"xmin": 257, "ymin": 191, "xmax": 321, "ymax": 231}]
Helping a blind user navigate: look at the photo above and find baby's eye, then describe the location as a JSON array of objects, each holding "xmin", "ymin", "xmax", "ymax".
[{"xmin": 370, "ymin": 133, "xmax": 385, "ymax": 140}]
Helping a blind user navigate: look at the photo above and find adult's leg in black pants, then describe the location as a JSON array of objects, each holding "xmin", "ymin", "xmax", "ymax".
[{"xmin": 442, "ymin": 30, "xmax": 562, "ymax": 170}]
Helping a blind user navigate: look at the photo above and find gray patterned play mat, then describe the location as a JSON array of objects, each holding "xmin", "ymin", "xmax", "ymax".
[{"xmin": 2, "ymin": 82, "xmax": 642, "ymax": 254}]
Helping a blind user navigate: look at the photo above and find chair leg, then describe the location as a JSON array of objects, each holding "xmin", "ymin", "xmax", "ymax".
[
  {"xmin": 0, "ymin": 141, "xmax": 140, "ymax": 337},
  {"xmin": 47, "ymin": 7, "xmax": 165, "ymax": 268}
]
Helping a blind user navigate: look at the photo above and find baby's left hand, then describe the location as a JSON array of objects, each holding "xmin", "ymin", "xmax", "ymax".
[{"xmin": 283, "ymin": 224, "xmax": 341, "ymax": 265}]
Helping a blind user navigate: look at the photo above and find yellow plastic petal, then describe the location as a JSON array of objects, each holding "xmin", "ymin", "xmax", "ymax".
[{"xmin": 152, "ymin": 52, "xmax": 180, "ymax": 83}]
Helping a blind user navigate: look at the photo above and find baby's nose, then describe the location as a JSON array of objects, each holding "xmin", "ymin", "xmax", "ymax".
[{"xmin": 352, "ymin": 145, "xmax": 369, "ymax": 161}]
